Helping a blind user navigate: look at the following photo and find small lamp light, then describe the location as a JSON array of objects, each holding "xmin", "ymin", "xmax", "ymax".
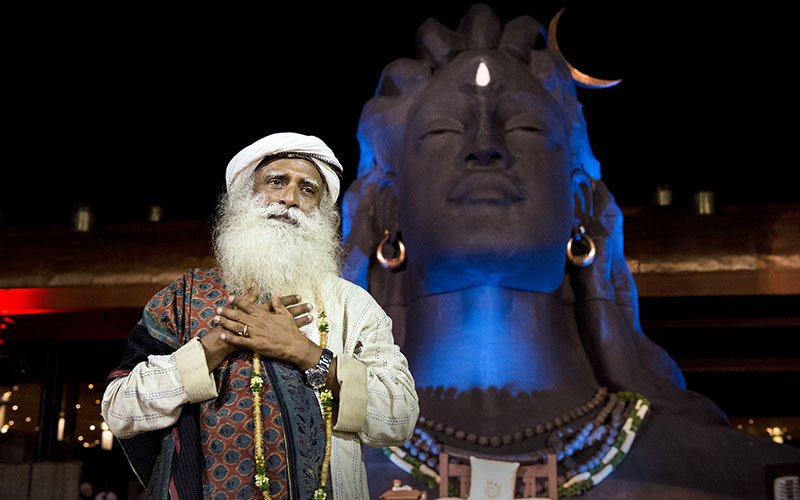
[
  {"xmin": 57, "ymin": 412, "xmax": 65, "ymax": 441},
  {"xmin": 71, "ymin": 204, "xmax": 96, "ymax": 232},
  {"xmin": 692, "ymin": 190, "xmax": 715, "ymax": 215},
  {"xmin": 147, "ymin": 205, "xmax": 163, "ymax": 222},
  {"xmin": 101, "ymin": 422, "xmax": 113, "ymax": 450},
  {"xmin": 652, "ymin": 184, "xmax": 673, "ymax": 207}
]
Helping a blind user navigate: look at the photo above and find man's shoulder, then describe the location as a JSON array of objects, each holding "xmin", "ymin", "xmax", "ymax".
[
  {"xmin": 146, "ymin": 267, "xmax": 225, "ymax": 306},
  {"xmin": 329, "ymin": 275, "xmax": 368, "ymax": 297},
  {"xmin": 167, "ymin": 267, "xmax": 225, "ymax": 289},
  {"xmin": 186, "ymin": 267, "xmax": 225, "ymax": 282},
  {"xmin": 328, "ymin": 275, "xmax": 384, "ymax": 311}
]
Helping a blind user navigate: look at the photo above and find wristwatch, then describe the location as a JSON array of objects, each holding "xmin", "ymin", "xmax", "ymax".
[{"xmin": 305, "ymin": 348, "xmax": 334, "ymax": 390}]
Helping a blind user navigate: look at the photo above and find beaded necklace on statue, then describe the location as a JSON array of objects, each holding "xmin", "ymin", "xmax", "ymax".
[
  {"xmin": 385, "ymin": 388, "xmax": 650, "ymax": 497},
  {"xmin": 250, "ymin": 304, "xmax": 334, "ymax": 500}
]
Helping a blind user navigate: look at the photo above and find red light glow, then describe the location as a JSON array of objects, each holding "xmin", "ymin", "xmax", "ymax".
[
  {"xmin": 1, "ymin": 285, "xmax": 160, "ymax": 315},
  {"xmin": 1, "ymin": 288, "xmax": 94, "ymax": 315}
]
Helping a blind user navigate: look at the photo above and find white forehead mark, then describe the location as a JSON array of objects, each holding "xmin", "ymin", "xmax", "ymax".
[{"xmin": 475, "ymin": 61, "xmax": 491, "ymax": 87}]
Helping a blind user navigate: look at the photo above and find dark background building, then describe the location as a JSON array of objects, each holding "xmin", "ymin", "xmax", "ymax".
[{"xmin": 3, "ymin": 2, "xmax": 798, "ymax": 227}]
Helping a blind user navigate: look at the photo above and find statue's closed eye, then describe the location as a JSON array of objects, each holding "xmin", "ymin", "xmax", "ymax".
[
  {"xmin": 505, "ymin": 113, "xmax": 545, "ymax": 134},
  {"xmin": 418, "ymin": 117, "xmax": 465, "ymax": 140}
]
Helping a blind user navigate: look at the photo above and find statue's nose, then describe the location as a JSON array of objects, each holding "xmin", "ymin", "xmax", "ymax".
[
  {"xmin": 465, "ymin": 129, "xmax": 508, "ymax": 169},
  {"xmin": 464, "ymin": 111, "xmax": 508, "ymax": 169},
  {"xmin": 466, "ymin": 147, "xmax": 504, "ymax": 166}
]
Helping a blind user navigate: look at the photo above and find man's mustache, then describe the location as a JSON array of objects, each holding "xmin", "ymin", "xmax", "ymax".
[{"xmin": 258, "ymin": 203, "xmax": 311, "ymax": 226}]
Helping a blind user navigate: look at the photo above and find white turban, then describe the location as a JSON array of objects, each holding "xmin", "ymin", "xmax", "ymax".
[{"xmin": 225, "ymin": 132, "xmax": 343, "ymax": 204}]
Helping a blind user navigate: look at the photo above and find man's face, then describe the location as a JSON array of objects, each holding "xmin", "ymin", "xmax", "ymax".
[
  {"xmin": 216, "ymin": 159, "xmax": 340, "ymax": 300},
  {"xmin": 251, "ymin": 158, "xmax": 324, "ymax": 216},
  {"xmin": 395, "ymin": 52, "xmax": 573, "ymax": 294}
]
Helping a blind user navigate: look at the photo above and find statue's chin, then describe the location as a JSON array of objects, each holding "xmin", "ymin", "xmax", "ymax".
[{"xmin": 411, "ymin": 248, "xmax": 566, "ymax": 296}]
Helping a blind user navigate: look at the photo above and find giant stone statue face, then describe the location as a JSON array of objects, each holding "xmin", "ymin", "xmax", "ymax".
[
  {"xmin": 345, "ymin": 6, "xmax": 800, "ymax": 499},
  {"xmin": 398, "ymin": 50, "xmax": 575, "ymax": 296}
]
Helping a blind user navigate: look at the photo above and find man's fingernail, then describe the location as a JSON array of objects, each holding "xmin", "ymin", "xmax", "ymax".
[
  {"xmin": 216, "ymin": 307, "xmax": 222, "ymax": 314},
  {"xmin": 214, "ymin": 315, "xmax": 220, "ymax": 322}
]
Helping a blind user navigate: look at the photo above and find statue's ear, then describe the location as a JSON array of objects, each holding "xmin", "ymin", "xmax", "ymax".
[
  {"xmin": 375, "ymin": 172, "xmax": 399, "ymax": 233},
  {"xmin": 571, "ymin": 168, "xmax": 593, "ymax": 223},
  {"xmin": 341, "ymin": 161, "xmax": 399, "ymax": 288}
]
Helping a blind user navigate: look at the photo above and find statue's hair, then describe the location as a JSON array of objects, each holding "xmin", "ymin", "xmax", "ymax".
[{"xmin": 355, "ymin": 3, "xmax": 600, "ymax": 181}]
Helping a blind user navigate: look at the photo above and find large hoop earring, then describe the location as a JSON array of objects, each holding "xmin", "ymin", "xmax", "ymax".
[
  {"xmin": 376, "ymin": 229, "xmax": 406, "ymax": 269},
  {"xmin": 567, "ymin": 225, "xmax": 595, "ymax": 267}
]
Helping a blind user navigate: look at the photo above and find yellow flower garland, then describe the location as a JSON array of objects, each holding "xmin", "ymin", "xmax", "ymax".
[
  {"xmin": 250, "ymin": 307, "xmax": 334, "ymax": 500},
  {"xmin": 314, "ymin": 310, "xmax": 334, "ymax": 500},
  {"xmin": 251, "ymin": 354, "xmax": 270, "ymax": 499}
]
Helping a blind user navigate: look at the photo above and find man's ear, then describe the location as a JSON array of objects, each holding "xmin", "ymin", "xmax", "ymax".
[{"xmin": 571, "ymin": 168, "xmax": 593, "ymax": 223}]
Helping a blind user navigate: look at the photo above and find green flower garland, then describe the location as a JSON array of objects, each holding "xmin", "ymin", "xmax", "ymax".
[
  {"xmin": 250, "ymin": 310, "xmax": 335, "ymax": 500},
  {"xmin": 251, "ymin": 355, "xmax": 270, "ymax": 499},
  {"xmin": 382, "ymin": 446, "xmax": 440, "ymax": 489},
  {"xmin": 313, "ymin": 312, "xmax": 334, "ymax": 500}
]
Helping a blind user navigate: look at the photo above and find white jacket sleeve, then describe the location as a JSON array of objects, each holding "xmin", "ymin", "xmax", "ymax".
[
  {"xmin": 332, "ymin": 290, "xmax": 419, "ymax": 447},
  {"xmin": 101, "ymin": 337, "xmax": 217, "ymax": 439}
]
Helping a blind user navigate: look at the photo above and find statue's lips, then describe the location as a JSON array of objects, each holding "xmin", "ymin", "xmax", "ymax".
[{"xmin": 446, "ymin": 173, "xmax": 524, "ymax": 205}]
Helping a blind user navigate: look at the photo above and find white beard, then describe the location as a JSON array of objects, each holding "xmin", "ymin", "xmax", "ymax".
[{"xmin": 212, "ymin": 190, "xmax": 342, "ymax": 304}]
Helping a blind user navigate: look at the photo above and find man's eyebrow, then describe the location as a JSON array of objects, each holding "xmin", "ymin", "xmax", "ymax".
[
  {"xmin": 262, "ymin": 170, "xmax": 288, "ymax": 180},
  {"xmin": 262, "ymin": 170, "xmax": 320, "ymax": 188}
]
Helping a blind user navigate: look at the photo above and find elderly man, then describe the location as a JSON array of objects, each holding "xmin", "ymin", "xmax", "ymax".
[{"xmin": 102, "ymin": 132, "xmax": 418, "ymax": 500}]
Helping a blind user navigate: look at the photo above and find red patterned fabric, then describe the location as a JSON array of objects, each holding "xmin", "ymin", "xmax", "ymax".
[{"xmin": 145, "ymin": 268, "xmax": 293, "ymax": 499}]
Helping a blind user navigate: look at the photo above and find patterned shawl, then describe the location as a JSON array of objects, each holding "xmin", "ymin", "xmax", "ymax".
[{"xmin": 109, "ymin": 268, "xmax": 328, "ymax": 500}]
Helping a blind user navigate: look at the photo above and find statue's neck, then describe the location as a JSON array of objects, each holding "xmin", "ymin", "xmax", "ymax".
[{"xmin": 403, "ymin": 286, "xmax": 600, "ymax": 436}]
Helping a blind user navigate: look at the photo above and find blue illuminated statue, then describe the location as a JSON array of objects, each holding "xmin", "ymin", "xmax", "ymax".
[{"xmin": 343, "ymin": 4, "xmax": 799, "ymax": 499}]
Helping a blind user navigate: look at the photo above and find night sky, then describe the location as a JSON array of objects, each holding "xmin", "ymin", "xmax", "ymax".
[{"xmin": 4, "ymin": 2, "xmax": 796, "ymax": 227}]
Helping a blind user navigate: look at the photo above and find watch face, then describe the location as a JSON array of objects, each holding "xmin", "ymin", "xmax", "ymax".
[
  {"xmin": 307, "ymin": 369, "xmax": 326, "ymax": 389},
  {"xmin": 306, "ymin": 349, "xmax": 332, "ymax": 389}
]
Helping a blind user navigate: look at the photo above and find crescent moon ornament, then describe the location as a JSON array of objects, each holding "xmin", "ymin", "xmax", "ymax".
[{"xmin": 548, "ymin": 8, "xmax": 622, "ymax": 89}]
